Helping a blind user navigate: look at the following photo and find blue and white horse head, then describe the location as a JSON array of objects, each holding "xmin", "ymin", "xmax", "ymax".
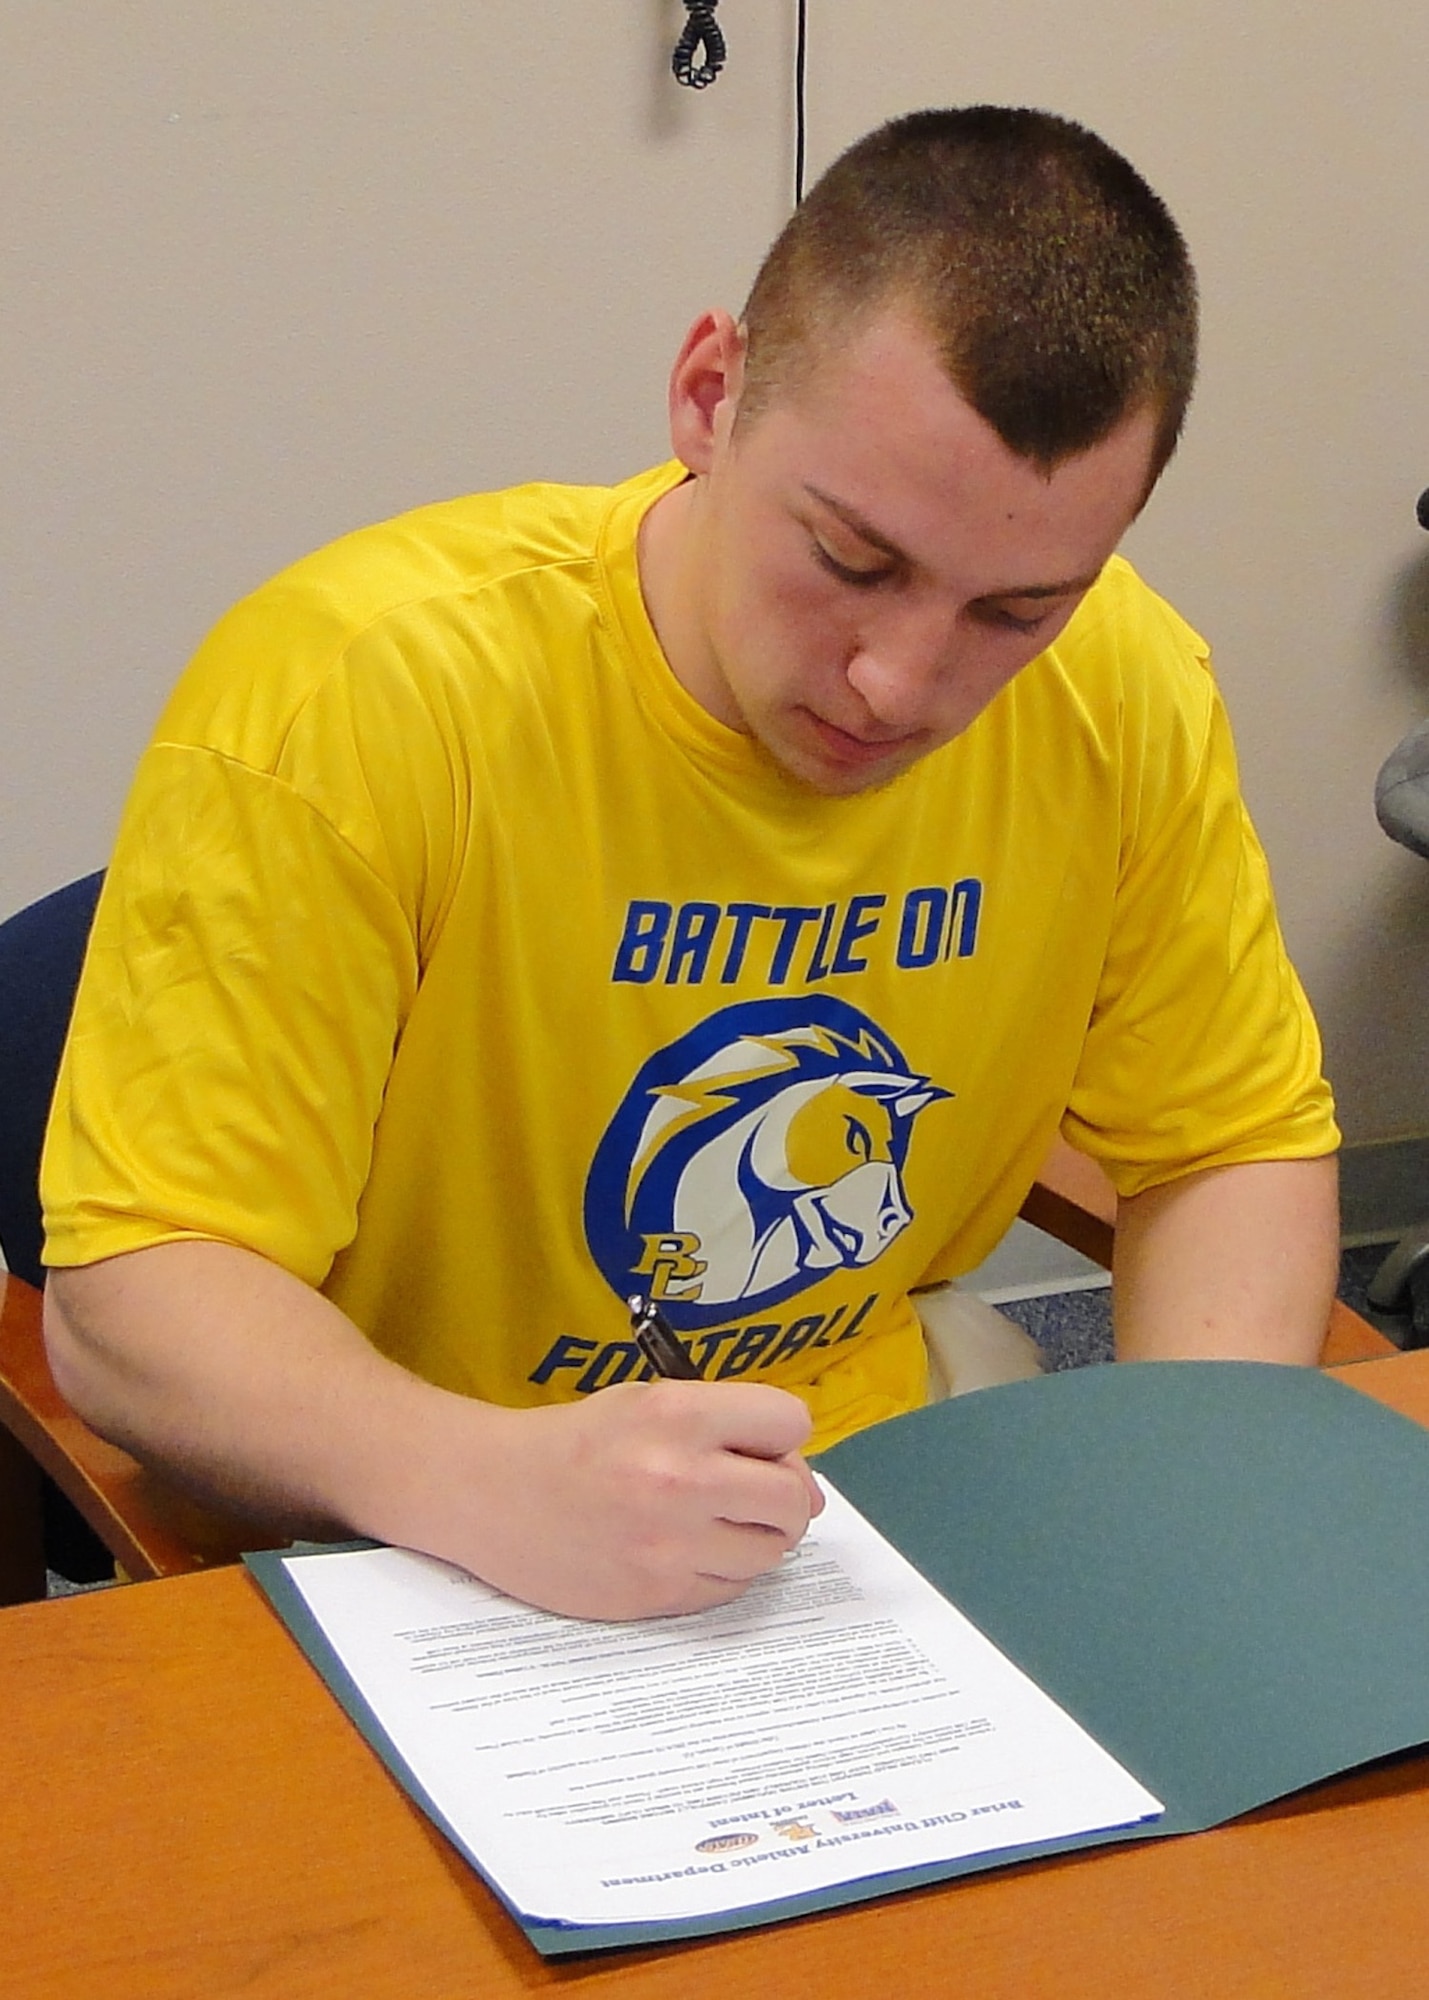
[{"xmin": 585, "ymin": 997, "xmax": 950, "ymax": 1326}]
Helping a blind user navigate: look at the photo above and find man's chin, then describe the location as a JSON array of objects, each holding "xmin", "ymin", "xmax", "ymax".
[{"xmin": 761, "ymin": 716, "xmax": 932, "ymax": 796}]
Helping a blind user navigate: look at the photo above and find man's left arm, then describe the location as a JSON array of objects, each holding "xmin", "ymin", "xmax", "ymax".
[{"xmin": 1112, "ymin": 1155, "xmax": 1340, "ymax": 1364}]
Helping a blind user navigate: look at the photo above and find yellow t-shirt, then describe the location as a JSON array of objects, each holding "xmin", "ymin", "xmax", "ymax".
[{"xmin": 42, "ymin": 463, "xmax": 1338, "ymax": 1449}]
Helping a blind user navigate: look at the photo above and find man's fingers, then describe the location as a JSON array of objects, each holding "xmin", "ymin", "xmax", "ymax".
[
  {"xmin": 697, "ymin": 1514, "xmax": 812, "ymax": 1586},
  {"xmin": 644, "ymin": 1380, "xmax": 825, "ymax": 1541},
  {"xmin": 788, "ymin": 1453, "xmax": 826, "ymax": 1516},
  {"xmin": 662, "ymin": 1571, "xmax": 763, "ymax": 1617},
  {"xmin": 688, "ymin": 1381, "xmax": 815, "ymax": 1460},
  {"xmin": 709, "ymin": 1449, "xmax": 817, "ymax": 1544}
]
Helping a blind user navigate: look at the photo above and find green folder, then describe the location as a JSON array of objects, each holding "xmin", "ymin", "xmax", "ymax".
[{"xmin": 248, "ymin": 1361, "xmax": 1429, "ymax": 1957}]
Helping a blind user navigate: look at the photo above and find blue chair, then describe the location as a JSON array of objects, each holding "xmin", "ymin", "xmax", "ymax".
[
  {"xmin": 0, "ymin": 875, "xmax": 113, "ymax": 1583},
  {"xmin": 0, "ymin": 873, "xmax": 280, "ymax": 1598},
  {"xmin": 0, "ymin": 873, "xmax": 105, "ymax": 1291}
]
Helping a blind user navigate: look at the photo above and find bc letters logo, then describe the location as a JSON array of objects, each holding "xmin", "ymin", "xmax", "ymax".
[{"xmin": 583, "ymin": 997, "xmax": 949, "ymax": 1330}]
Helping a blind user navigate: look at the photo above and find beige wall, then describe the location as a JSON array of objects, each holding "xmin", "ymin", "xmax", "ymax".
[{"xmin": 4, "ymin": 3, "xmax": 1429, "ymax": 1141}]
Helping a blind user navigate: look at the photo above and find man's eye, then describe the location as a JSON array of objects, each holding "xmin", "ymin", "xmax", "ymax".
[
  {"xmin": 977, "ymin": 603, "xmax": 1052, "ymax": 635},
  {"xmin": 812, "ymin": 540, "xmax": 894, "ymax": 589}
]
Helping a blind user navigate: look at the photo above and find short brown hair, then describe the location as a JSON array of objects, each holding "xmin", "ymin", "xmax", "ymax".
[{"xmin": 740, "ymin": 106, "xmax": 1198, "ymax": 482}]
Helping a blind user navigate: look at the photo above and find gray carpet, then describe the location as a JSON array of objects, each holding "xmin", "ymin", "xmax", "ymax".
[{"xmin": 45, "ymin": 1568, "xmax": 117, "ymax": 1598}]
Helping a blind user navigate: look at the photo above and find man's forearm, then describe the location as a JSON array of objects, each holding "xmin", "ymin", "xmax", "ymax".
[
  {"xmin": 45, "ymin": 1240, "xmax": 457, "ymax": 1538},
  {"xmin": 1112, "ymin": 1155, "xmax": 1340, "ymax": 1364}
]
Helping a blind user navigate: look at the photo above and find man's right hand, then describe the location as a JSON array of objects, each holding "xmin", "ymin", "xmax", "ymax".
[{"xmin": 427, "ymin": 1379, "xmax": 825, "ymax": 1620}]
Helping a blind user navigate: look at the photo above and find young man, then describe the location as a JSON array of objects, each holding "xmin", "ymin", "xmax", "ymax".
[{"xmin": 41, "ymin": 108, "xmax": 1339, "ymax": 1620}]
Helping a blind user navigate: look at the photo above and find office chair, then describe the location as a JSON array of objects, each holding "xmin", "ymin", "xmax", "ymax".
[
  {"xmin": 0, "ymin": 874, "xmax": 112, "ymax": 1585},
  {"xmin": 0, "ymin": 874, "xmax": 276, "ymax": 1602},
  {"xmin": 0, "ymin": 878, "xmax": 1392, "ymax": 1605},
  {"xmin": 0, "ymin": 873, "xmax": 106, "ymax": 1295}
]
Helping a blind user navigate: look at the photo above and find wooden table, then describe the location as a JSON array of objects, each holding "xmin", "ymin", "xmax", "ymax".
[{"xmin": 8, "ymin": 1354, "xmax": 1429, "ymax": 2000}]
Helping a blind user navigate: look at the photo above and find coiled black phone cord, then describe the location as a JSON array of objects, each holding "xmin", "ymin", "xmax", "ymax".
[{"xmin": 672, "ymin": 2, "xmax": 726, "ymax": 90}]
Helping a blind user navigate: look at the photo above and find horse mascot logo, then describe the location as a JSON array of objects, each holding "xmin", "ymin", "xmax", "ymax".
[{"xmin": 584, "ymin": 997, "xmax": 949, "ymax": 1329}]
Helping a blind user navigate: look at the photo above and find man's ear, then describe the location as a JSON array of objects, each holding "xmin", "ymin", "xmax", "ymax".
[{"xmin": 667, "ymin": 309, "xmax": 746, "ymax": 474}]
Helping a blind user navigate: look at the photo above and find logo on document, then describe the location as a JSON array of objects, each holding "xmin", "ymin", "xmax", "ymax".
[{"xmin": 583, "ymin": 996, "xmax": 950, "ymax": 1330}]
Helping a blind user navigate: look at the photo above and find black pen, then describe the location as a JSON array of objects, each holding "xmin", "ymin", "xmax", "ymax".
[{"xmin": 627, "ymin": 1293, "xmax": 703, "ymax": 1380}]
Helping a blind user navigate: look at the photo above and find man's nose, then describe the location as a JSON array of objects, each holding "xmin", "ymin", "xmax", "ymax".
[{"xmin": 844, "ymin": 603, "xmax": 962, "ymax": 732}]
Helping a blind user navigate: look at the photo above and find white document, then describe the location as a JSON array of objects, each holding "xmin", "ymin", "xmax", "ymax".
[{"xmin": 283, "ymin": 1479, "xmax": 1161, "ymax": 1928}]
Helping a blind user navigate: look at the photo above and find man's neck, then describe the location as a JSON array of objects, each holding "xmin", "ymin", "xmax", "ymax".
[{"xmin": 636, "ymin": 473, "xmax": 733, "ymax": 729}]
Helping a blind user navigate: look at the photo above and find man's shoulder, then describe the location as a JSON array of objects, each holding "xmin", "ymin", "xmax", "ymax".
[
  {"xmin": 260, "ymin": 466, "xmax": 667, "ymax": 634},
  {"xmin": 981, "ymin": 556, "xmax": 1224, "ymax": 816},
  {"xmin": 1032, "ymin": 552, "xmax": 1218, "ymax": 748},
  {"xmin": 1065, "ymin": 553, "xmax": 1210, "ymax": 673},
  {"xmin": 154, "ymin": 465, "xmax": 676, "ymax": 764}
]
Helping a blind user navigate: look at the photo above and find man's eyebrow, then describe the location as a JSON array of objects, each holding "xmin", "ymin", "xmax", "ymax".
[
  {"xmin": 802, "ymin": 485, "xmax": 910, "ymax": 563},
  {"xmin": 801, "ymin": 484, "xmax": 1101, "ymax": 599},
  {"xmin": 979, "ymin": 571, "xmax": 1104, "ymax": 602}
]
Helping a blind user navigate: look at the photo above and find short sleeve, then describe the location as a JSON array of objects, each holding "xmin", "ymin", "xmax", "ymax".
[
  {"xmin": 41, "ymin": 743, "xmax": 420, "ymax": 1283},
  {"xmin": 1062, "ymin": 679, "xmax": 1338, "ymax": 1196}
]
